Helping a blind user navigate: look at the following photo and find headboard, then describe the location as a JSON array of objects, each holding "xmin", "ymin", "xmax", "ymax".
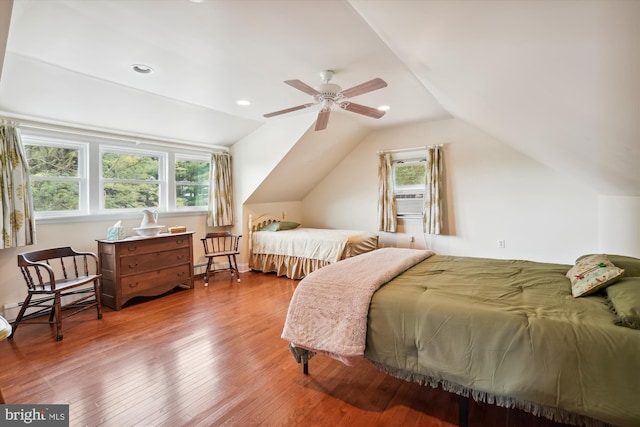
[{"xmin": 248, "ymin": 212, "xmax": 287, "ymax": 251}]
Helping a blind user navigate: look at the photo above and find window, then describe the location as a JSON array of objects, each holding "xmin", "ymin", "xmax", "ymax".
[
  {"xmin": 175, "ymin": 155, "xmax": 210, "ymax": 209},
  {"xmin": 100, "ymin": 147, "xmax": 164, "ymax": 210},
  {"xmin": 393, "ymin": 157, "xmax": 426, "ymax": 217},
  {"xmin": 24, "ymin": 136, "xmax": 88, "ymax": 217},
  {"xmin": 21, "ymin": 128, "xmax": 213, "ymax": 220}
]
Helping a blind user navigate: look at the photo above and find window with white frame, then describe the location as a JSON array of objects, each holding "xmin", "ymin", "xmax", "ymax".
[
  {"xmin": 21, "ymin": 128, "xmax": 212, "ymax": 219},
  {"xmin": 175, "ymin": 155, "xmax": 210, "ymax": 209},
  {"xmin": 393, "ymin": 156, "xmax": 426, "ymax": 217},
  {"xmin": 100, "ymin": 146, "xmax": 165, "ymax": 210},
  {"xmin": 23, "ymin": 135, "xmax": 88, "ymax": 217}
]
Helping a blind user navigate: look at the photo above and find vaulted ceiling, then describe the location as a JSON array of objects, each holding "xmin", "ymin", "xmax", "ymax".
[{"xmin": 1, "ymin": 0, "xmax": 638, "ymax": 196}]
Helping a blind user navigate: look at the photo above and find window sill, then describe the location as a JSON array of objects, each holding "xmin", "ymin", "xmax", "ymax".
[
  {"xmin": 35, "ymin": 210, "xmax": 207, "ymax": 225},
  {"xmin": 397, "ymin": 215, "xmax": 423, "ymax": 222}
]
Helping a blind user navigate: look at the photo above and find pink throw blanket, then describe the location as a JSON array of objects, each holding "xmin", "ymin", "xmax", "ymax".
[{"xmin": 281, "ymin": 247, "xmax": 434, "ymax": 365}]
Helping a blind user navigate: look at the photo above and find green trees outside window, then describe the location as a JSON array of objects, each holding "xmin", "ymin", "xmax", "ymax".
[
  {"xmin": 26, "ymin": 145, "xmax": 82, "ymax": 212},
  {"xmin": 393, "ymin": 159, "xmax": 426, "ymax": 216},
  {"xmin": 175, "ymin": 158, "xmax": 209, "ymax": 207},
  {"xmin": 24, "ymin": 132, "xmax": 212, "ymax": 217},
  {"xmin": 394, "ymin": 162, "xmax": 425, "ymax": 189},
  {"xmin": 101, "ymin": 151, "xmax": 160, "ymax": 209}
]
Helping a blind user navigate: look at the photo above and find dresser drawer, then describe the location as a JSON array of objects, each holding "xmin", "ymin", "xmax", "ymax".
[
  {"xmin": 121, "ymin": 264, "xmax": 192, "ymax": 297},
  {"xmin": 97, "ymin": 232, "xmax": 194, "ymax": 310},
  {"xmin": 119, "ymin": 235, "xmax": 191, "ymax": 255},
  {"xmin": 120, "ymin": 247, "xmax": 191, "ymax": 275}
]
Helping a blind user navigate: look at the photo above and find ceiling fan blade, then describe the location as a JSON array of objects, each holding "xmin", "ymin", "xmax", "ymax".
[
  {"xmin": 340, "ymin": 102, "xmax": 386, "ymax": 119},
  {"xmin": 263, "ymin": 103, "xmax": 316, "ymax": 118},
  {"xmin": 285, "ymin": 79, "xmax": 321, "ymax": 96},
  {"xmin": 315, "ymin": 110, "xmax": 330, "ymax": 131},
  {"xmin": 340, "ymin": 78, "xmax": 387, "ymax": 98}
]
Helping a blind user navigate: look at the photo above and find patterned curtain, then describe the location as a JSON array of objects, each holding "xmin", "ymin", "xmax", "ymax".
[
  {"xmin": 0, "ymin": 122, "xmax": 36, "ymax": 249},
  {"xmin": 207, "ymin": 152, "xmax": 234, "ymax": 227},
  {"xmin": 377, "ymin": 152, "xmax": 397, "ymax": 232},
  {"xmin": 423, "ymin": 146, "xmax": 443, "ymax": 234}
]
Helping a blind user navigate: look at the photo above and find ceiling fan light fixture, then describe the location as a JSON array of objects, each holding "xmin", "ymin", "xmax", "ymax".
[
  {"xmin": 378, "ymin": 105, "xmax": 390, "ymax": 111},
  {"xmin": 236, "ymin": 99, "xmax": 251, "ymax": 106},
  {"xmin": 264, "ymin": 70, "xmax": 388, "ymax": 130}
]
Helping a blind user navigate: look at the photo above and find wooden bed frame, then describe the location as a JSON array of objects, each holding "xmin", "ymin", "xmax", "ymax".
[{"xmin": 247, "ymin": 212, "xmax": 287, "ymax": 252}]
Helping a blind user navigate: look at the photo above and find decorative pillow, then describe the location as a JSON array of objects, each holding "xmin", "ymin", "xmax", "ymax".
[
  {"xmin": 258, "ymin": 221, "xmax": 301, "ymax": 232},
  {"xmin": 607, "ymin": 255, "xmax": 640, "ymax": 277},
  {"xmin": 577, "ymin": 254, "xmax": 640, "ymax": 277},
  {"xmin": 606, "ymin": 277, "xmax": 640, "ymax": 329},
  {"xmin": 259, "ymin": 222, "xmax": 281, "ymax": 231},
  {"xmin": 277, "ymin": 221, "xmax": 301, "ymax": 230},
  {"xmin": 566, "ymin": 254, "xmax": 625, "ymax": 297}
]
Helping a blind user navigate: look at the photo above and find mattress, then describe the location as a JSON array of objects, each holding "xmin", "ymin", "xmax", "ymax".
[{"xmin": 250, "ymin": 228, "xmax": 378, "ymax": 279}]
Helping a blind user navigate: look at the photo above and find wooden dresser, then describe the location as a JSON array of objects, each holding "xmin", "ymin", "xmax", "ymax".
[{"xmin": 97, "ymin": 232, "xmax": 194, "ymax": 310}]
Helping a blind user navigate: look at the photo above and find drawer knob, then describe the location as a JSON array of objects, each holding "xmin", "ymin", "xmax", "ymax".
[
  {"xmin": 129, "ymin": 282, "xmax": 139, "ymax": 288},
  {"xmin": 128, "ymin": 263, "xmax": 138, "ymax": 269},
  {"xmin": 176, "ymin": 255, "xmax": 185, "ymax": 260},
  {"xmin": 127, "ymin": 246, "xmax": 137, "ymax": 252}
]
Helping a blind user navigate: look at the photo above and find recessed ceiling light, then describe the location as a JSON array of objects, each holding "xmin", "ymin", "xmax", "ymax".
[
  {"xmin": 378, "ymin": 105, "xmax": 390, "ymax": 111},
  {"xmin": 131, "ymin": 64, "xmax": 153, "ymax": 74},
  {"xmin": 236, "ymin": 100, "xmax": 251, "ymax": 106}
]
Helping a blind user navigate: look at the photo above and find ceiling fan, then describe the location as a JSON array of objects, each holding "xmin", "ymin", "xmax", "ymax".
[{"xmin": 263, "ymin": 70, "xmax": 388, "ymax": 131}]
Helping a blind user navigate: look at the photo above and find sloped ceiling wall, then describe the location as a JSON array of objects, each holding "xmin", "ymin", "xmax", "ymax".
[
  {"xmin": 0, "ymin": 0, "xmax": 638, "ymax": 200},
  {"xmin": 351, "ymin": 0, "xmax": 640, "ymax": 196},
  {"xmin": 245, "ymin": 113, "xmax": 371, "ymax": 204}
]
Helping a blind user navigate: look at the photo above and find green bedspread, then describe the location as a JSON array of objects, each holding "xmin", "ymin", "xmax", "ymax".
[{"xmin": 365, "ymin": 255, "xmax": 640, "ymax": 427}]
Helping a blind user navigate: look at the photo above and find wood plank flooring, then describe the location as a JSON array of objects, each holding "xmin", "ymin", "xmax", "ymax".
[{"xmin": 0, "ymin": 272, "xmax": 572, "ymax": 427}]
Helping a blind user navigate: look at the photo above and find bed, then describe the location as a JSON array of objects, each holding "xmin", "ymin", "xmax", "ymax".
[
  {"xmin": 282, "ymin": 248, "xmax": 640, "ymax": 427},
  {"xmin": 248, "ymin": 213, "xmax": 378, "ymax": 279}
]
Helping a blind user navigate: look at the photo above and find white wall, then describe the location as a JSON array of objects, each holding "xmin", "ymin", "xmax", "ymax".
[
  {"xmin": 598, "ymin": 196, "xmax": 640, "ymax": 256},
  {"xmin": 0, "ymin": 213, "xmax": 208, "ymax": 319},
  {"xmin": 231, "ymin": 114, "xmax": 314, "ymax": 265},
  {"xmin": 303, "ymin": 118, "xmax": 603, "ymax": 264}
]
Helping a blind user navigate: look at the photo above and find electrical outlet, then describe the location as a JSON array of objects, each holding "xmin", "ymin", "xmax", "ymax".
[{"xmin": 498, "ymin": 240, "xmax": 506, "ymax": 248}]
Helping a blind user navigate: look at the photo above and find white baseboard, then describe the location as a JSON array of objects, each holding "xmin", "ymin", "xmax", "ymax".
[{"xmin": 2, "ymin": 303, "xmax": 21, "ymax": 323}]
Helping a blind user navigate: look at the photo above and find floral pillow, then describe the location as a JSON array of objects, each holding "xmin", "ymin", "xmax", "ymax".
[{"xmin": 566, "ymin": 254, "xmax": 625, "ymax": 297}]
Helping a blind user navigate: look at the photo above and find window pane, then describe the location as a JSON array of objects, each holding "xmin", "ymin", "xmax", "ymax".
[
  {"xmin": 176, "ymin": 185, "xmax": 209, "ymax": 207},
  {"xmin": 26, "ymin": 146, "xmax": 78, "ymax": 177},
  {"xmin": 103, "ymin": 183, "xmax": 159, "ymax": 209},
  {"xmin": 176, "ymin": 159, "xmax": 209, "ymax": 182},
  {"xmin": 31, "ymin": 181, "xmax": 79, "ymax": 211},
  {"xmin": 395, "ymin": 164, "xmax": 425, "ymax": 188},
  {"xmin": 102, "ymin": 152, "xmax": 159, "ymax": 180}
]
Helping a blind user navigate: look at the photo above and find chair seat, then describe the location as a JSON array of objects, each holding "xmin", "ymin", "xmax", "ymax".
[
  {"xmin": 28, "ymin": 275, "xmax": 101, "ymax": 293},
  {"xmin": 204, "ymin": 251, "xmax": 239, "ymax": 258},
  {"xmin": 201, "ymin": 232, "xmax": 242, "ymax": 285}
]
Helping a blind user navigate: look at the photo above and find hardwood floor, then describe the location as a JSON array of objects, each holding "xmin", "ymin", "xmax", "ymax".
[{"xmin": 1, "ymin": 272, "xmax": 572, "ymax": 427}]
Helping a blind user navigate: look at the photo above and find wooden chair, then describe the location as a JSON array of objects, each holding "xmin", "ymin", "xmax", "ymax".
[
  {"xmin": 11, "ymin": 246, "xmax": 103, "ymax": 341},
  {"xmin": 201, "ymin": 232, "xmax": 241, "ymax": 285}
]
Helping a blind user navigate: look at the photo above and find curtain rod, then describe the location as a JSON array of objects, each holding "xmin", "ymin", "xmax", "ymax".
[
  {"xmin": 377, "ymin": 144, "xmax": 445, "ymax": 154},
  {"xmin": 0, "ymin": 113, "xmax": 229, "ymax": 153}
]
